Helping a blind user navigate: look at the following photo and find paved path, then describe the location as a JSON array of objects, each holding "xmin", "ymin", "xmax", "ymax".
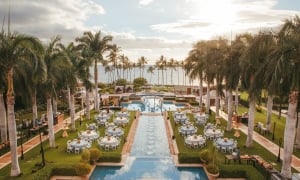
[
  {"xmin": 0, "ymin": 110, "xmax": 84, "ymax": 170},
  {"xmin": 210, "ymin": 107, "xmax": 300, "ymax": 172}
]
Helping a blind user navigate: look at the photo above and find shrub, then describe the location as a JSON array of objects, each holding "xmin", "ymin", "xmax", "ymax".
[
  {"xmin": 89, "ymin": 148, "xmax": 101, "ymax": 163},
  {"xmin": 115, "ymin": 79, "xmax": 128, "ymax": 86},
  {"xmin": 98, "ymin": 152, "xmax": 121, "ymax": 162},
  {"xmin": 199, "ymin": 149, "xmax": 211, "ymax": 164},
  {"xmin": 75, "ymin": 162, "xmax": 92, "ymax": 176},
  {"xmin": 81, "ymin": 149, "xmax": 90, "ymax": 163},
  {"xmin": 218, "ymin": 164, "xmax": 265, "ymax": 179},
  {"xmin": 178, "ymin": 152, "xmax": 201, "ymax": 163},
  {"xmin": 133, "ymin": 77, "xmax": 147, "ymax": 88}
]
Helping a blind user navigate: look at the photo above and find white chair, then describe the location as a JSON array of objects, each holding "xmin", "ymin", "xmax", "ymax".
[
  {"xmin": 105, "ymin": 145, "xmax": 110, "ymax": 151},
  {"xmin": 67, "ymin": 146, "xmax": 73, "ymax": 153},
  {"xmin": 74, "ymin": 147, "xmax": 80, "ymax": 154}
]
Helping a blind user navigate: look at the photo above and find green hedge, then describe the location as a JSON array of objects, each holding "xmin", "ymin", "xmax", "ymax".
[
  {"xmin": 51, "ymin": 166, "xmax": 77, "ymax": 176},
  {"xmin": 98, "ymin": 152, "xmax": 121, "ymax": 162},
  {"xmin": 178, "ymin": 152, "xmax": 201, "ymax": 164},
  {"xmin": 219, "ymin": 164, "xmax": 265, "ymax": 180}
]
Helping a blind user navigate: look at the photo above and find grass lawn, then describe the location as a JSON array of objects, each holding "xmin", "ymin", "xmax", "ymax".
[
  {"xmin": 0, "ymin": 110, "xmax": 136, "ymax": 179},
  {"xmin": 168, "ymin": 111, "xmax": 286, "ymax": 175}
]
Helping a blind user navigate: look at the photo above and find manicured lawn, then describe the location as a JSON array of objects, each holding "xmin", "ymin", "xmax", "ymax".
[
  {"xmin": 0, "ymin": 110, "xmax": 135, "ymax": 179},
  {"xmin": 168, "ymin": 111, "xmax": 285, "ymax": 175}
]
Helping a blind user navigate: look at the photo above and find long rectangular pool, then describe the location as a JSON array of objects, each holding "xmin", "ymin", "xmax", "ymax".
[{"xmin": 90, "ymin": 112, "xmax": 207, "ymax": 180}]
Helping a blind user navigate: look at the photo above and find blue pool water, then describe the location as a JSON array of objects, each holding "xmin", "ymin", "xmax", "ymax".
[
  {"xmin": 121, "ymin": 96, "xmax": 181, "ymax": 112},
  {"xmin": 90, "ymin": 101, "xmax": 207, "ymax": 180}
]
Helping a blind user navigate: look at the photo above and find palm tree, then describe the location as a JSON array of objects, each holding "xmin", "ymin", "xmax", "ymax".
[
  {"xmin": 42, "ymin": 36, "xmax": 67, "ymax": 148},
  {"xmin": 240, "ymin": 32, "xmax": 272, "ymax": 147},
  {"xmin": 184, "ymin": 41, "xmax": 206, "ymax": 109},
  {"xmin": 0, "ymin": 31, "xmax": 43, "ymax": 176},
  {"xmin": 107, "ymin": 44, "xmax": 121, "ymax": 81},
  {"xmin": 266, "ymin": 16, "xmax": 300, "ymax": 179},
  {"xmin": 137, "ymin": 56, "xmax": 148, "ymax": 78},
  {"xmin": 224, "ymin": 34, "xmax": 250, "ymax": 131},
  {"xmin": 76, "ymin": 31, "xmax": 113, "ymax": 112},
  {"xmin": 60, "ymin": 42, "xmax": 83, "ymax": 130},
  {"xmin": 14, "ymin": 50, "xmax": 46, "ymax": 128},
  {"xmin": 147, "ymin": 65, "xmax": 155, "ymax": 84},
  {"xmin": 167, "ymin": 58, "xmax": 176, "ymax": 85}
]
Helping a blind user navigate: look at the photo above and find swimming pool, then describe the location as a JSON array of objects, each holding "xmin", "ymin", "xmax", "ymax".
[
  {"xmin": 90, "ymin": 115, "xmax": 208, "ymax": 180},
  {"xmin": 121, "ymin": 96, "xmax": 183, "ymax": 112}
]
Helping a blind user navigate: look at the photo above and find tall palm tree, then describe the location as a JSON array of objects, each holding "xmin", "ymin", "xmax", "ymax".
[
  {"xmin": 42, "ymin": 36, "xmax": 67, "ymax": 148},
  {"xmin": 0, "ymin": 31, "xmax": 43, "ymax": 176},
  {"xmin": 224, "ymin": 34, "xmax": 250, "ymax": 131},
  {"xmin": 240, "ymin": 32, "xmax": 271, "ymax": 147},
  {"xmin": 167, "ymin": 58, "xmax": 176, "ymax": 85},
  {"xmin": 60, "ymin": 42, "xmax": 82, "ymax": 130},
  {"xmin": 107, "ymin": 44, "xmax": 121, "ymax": 81},
  {"xmin": 14, "ymin": 51, "xmax": 46, "ymax": 128},
  {"xmin": 267, "ymin": 16, "xmax": 300, "ymax": 179},
  {"xmin": 76, "ymin": 31, "xmax": 113, "ymax": 112},
  {"xmin": 137, "ymin": 56, "xmax": 148, "ymax": 78},
  {"xmin": 184, "ymin": 41, "xmax": 206, "ymax": 109},
  {"xmin": 147, "ymin": 65, "xmax": 155, "ymax": 84}
]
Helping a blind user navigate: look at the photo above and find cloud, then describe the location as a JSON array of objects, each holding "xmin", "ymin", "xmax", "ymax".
[
  {"xmin": 139, "ymin": 0, "xmax": 154, "ymax": 6},
  {"xmin": 150, "ymin": 0, "xmax": 300, "ymax": 40},
  {"xmin": 0, "ymin": 0, "xmax": 105, "ymax": 43}
]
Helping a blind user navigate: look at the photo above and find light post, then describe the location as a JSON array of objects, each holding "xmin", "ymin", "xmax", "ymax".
[
  {"xmin": 38, "ymin": 126, "xmax": 45, "ymax": 167},
  {"xmin": 19, "ymin": 130, "xmax": 24, "ymax": 160},
  {"xmin": 272, "ymin": 122, "xmax": 276, "ymax": 141},
  {"xmin": 277, "ymin": 138, "xmax": 282, "ymax": 163}
]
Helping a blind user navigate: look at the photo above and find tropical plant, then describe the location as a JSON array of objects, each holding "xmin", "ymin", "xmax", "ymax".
[
  {"xmin": 76, "ymin": 31, "xmax": 113, "ymax": 112},
  {"xmin": 266, "ymin": 16, "xmax": 300, "ymax": 179},
  {"xmin": 0, "ymin": 30, "xmax": 43, "ymax": 176}
]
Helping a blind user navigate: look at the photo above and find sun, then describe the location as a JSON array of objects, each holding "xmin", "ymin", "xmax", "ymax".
[{"xmin": 189, "ymin": 0, "xmax": 239, "ymax": 26}]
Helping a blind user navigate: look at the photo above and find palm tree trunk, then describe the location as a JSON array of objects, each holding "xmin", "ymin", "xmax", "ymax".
[
  {"xmin": 52, "ymin": 98, "xmax": 57, "ymax": 115},
  {"xmin": 224, "ymin": 90, "xmax": 229, "ymax": 111},
  {"xmin": 199, "ymin": 79, "xmax": 203, "ymax": 110},
  {"xmin": 31, "ymin": 89, "xmax": 38, "ymax": 128},
  {"xmin": 85, "ymin": 90, "xmax": 90, "ymax": 120},
  {"xmin": 281, "ymin": 91, "xmax": 298, "ymax": 179},
  {"xmin": 47, "ymin": 96, "xmax": 56, "ymax": 148},
  {"xmin": 7, "ymin": 68, "xmax": 21, "ymax": 176},
  {"xmin": 266, "ymin": 95, "xmax": 273, "ymax": 131},
  {"xmin": 215, "ymin": 91, "xmax": 220, "ymax": 117},
  {"xmin": 94, "ymin": 61, "xmax": 99, "ymax": 111},
  {"xmin": 67, "ymin": 86, "xmax": 71, "ymax": 108},
  {"xmin": 70, "ymin": 93, "xmax": 76, "ymax": 130},
  {"xmin": 227, "ymin": 90, "xmax": 233, "ymax": 131},
  {"xmin": 246, "ymin": 96, "xmax": 255, "ymax": 147},
  {"xmin": 235, "ymin": 87, "xmax": 239, "ymax": 112},
  {"xmin": 0, "ymin": 92, "xmax": 8, "ymax": 143},
  {"xmin": 205, "ymin": 82, "xmax": 210, "ymax": 114}
]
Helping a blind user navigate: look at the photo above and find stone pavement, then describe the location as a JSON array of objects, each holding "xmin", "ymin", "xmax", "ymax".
[
  {"xmin": 210, "ymin": 106, "xmax": 300, "ymax": 172},
  {"xmin": 0, "ymin": 110, "xmax": 84, "ymax": 170}
]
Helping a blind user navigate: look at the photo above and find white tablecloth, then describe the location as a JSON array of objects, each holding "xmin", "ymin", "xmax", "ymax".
[{"xmin": 80, "ymin": 130, "xmax": 99, "ymax": 140}]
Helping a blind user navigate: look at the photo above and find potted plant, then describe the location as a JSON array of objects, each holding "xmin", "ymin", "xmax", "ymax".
[
  {"xmin": 205, "ymin": 163, "xmax": 219, "ymax": 179},
  {"xmin": 204, "ymin": 147, "xmax": 219, "ymax": 179}
]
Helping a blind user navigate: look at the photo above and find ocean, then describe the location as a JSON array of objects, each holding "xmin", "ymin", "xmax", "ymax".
[{"xmin": 90, "ymin": 65, "xmax": 199, "ymax": 86}]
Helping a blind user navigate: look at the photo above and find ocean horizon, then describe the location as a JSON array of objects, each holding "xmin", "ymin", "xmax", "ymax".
[{"xmin": 89, "ymin": 65, "xmax": 200, "ymax": 86}]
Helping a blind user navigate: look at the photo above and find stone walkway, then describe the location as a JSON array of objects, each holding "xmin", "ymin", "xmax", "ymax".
[
  {"xmin": 210, "ymin": 106, "xmax": 300, "ymax": 172},
  {"xmin": 0, "ymin": 110, "xmax": 84, "ymax": 170}
]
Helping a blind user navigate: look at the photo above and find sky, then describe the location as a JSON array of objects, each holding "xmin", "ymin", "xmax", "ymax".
[{"xmin": 0, "ymin": 0, "xmax": 299, "ymax": 64}]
